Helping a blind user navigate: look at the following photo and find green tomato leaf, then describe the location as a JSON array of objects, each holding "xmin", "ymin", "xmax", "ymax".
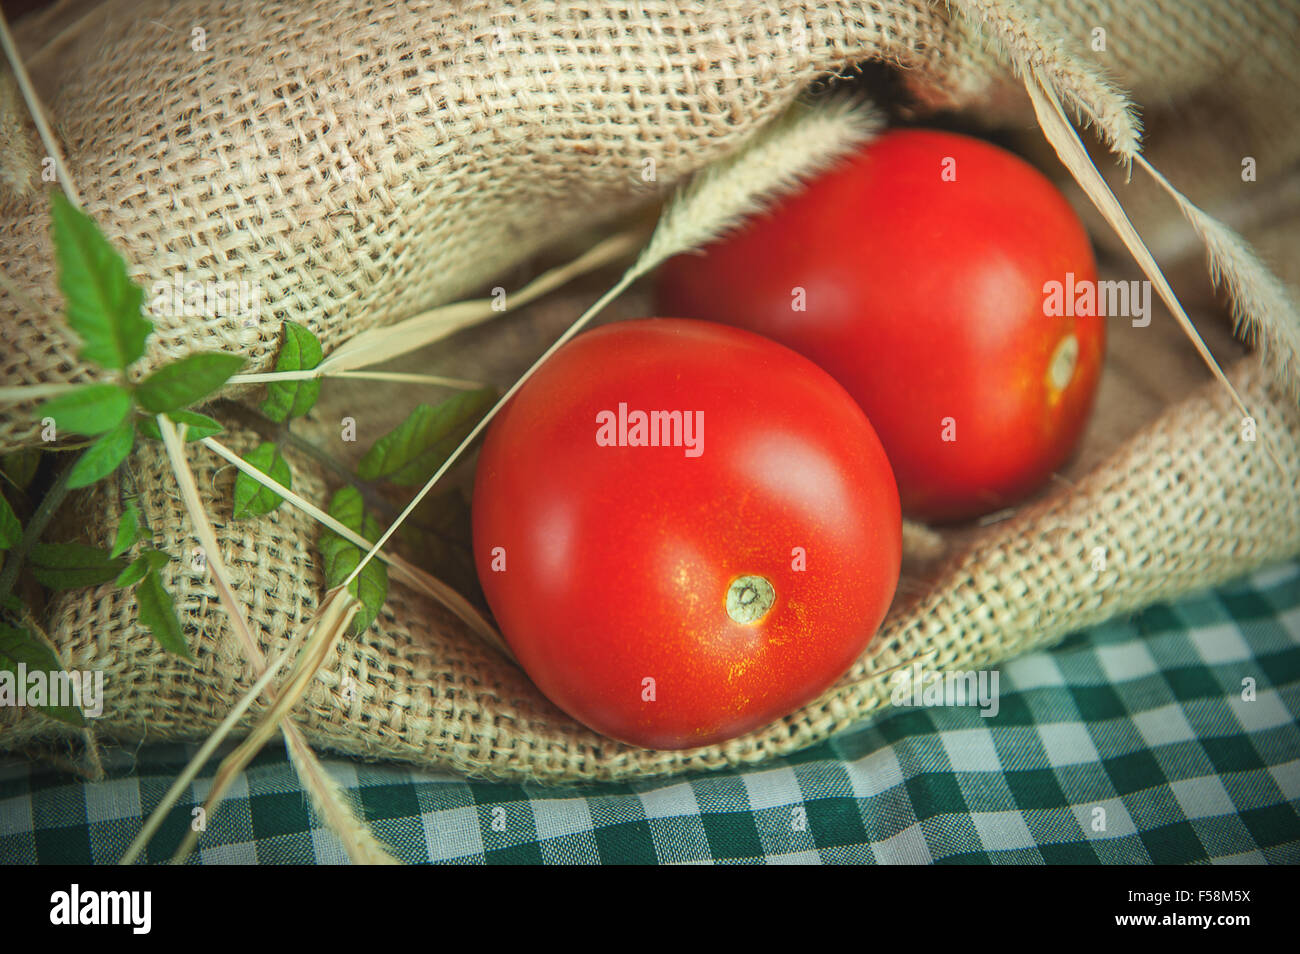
[
  {"xmin": 136, "ymin": 409, "xmax": 224, "ymax": 443},
  {"xmin": 114, "ymin": 548, "xmax": 169, "ymax": 588},
  {"xmin": 260, "ymin": 321, "xmax": 323, "ymax": 422},
  {"xmin": 324, "ymin": 484, "xmax": 366, "ymax": 534},
  {"xmin": 113, "ymin": 557, "xmax": 148, "ymax": 589},
  {"xmin": 66, "ymin": 419, "xmax": 134, "ymax": 489},
  {"xmin": 350, "ymin": 558, "xmax": 387, "ymax": 634},
  {"xmin": 109, "ymin": 499, "xmax": 145, "ymax": 559},
  {"xmin": 134, "ymin": 352, "xmax": 245, "ymax": 414},
  {"xmin": 0, "ymin": 489, "xmax": 20, "ymax": 550},
  {"xmin": 0, "ymin": 622, "xmax": 86, "ymax": 727},
  {"xmin": 28, "ymin": 542, "xmax": 126, "ymax": 590},
  {"xmin": 49, "ymin": 190, "xmax": 151, "ymax": 371},
  {"xmin": 2, "ymin": 449, "xmax": 42, "ymax": 490},
  {"xmin": 357, "ymin": 388, "xmax": 495, "ymax": 486},
  {"xmin": 136, "ymin": 566, "xmax": 191, "ymax": 659},
  {"xmin": 36, "ymin": 383, "xmax": 131, "ymax": 436},
  {"xmin": 232, "ymin": 442, "xmax": 291, "ymax": 519},
  {"xmin": 320, "ymin": 486, "xmax": 388, "ymax": 635}
]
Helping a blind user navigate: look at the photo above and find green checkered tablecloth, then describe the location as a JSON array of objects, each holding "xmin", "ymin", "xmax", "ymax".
[{"xmin": 3, "ymin": 558, "xmax": 1299, "ymax": 864}]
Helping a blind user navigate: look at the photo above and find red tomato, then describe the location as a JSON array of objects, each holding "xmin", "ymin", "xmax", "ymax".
[
  {"xmin": 657, "ymin": 128, "xmax": 1104, "ymax": 523},
  {"xmin": 472, "ymin": 318, "xmax": 901, "ymax": 750}
]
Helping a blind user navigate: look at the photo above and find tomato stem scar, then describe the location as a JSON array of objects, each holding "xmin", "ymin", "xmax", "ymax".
[
  {"xmin": 726, "ymin": 575, "xmax": 775, "ymax": 624},
  {"xmin": 1047, "ymin": 334, "xmax": 1079, "ymax": 393}
]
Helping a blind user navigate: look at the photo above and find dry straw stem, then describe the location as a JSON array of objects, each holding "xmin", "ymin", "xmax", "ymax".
[
  {"xmin": 951, "ymin": 0, "xmax": 1141, "ymax": 159},
  {"xmin": 282, "ymin": 717, "xmax": 399, "ymax": 864},
  {"xmin": 1136, "ymin": 155, "xmax": 1300, "ymax": 403},
  {"xmin": 1021, "ymin": 70, "xmax": 1285, "ymax": 473},
  {"xmin": 339, "ymin": 95, "xmax": 884, "ymax": 595},
  {"xmin": 842, "ymin": 648, "xmax": 939, "ymax": 691},
  {"xmin": 119, "ymin": 646, "xmax": 291, "ymax": 865},
  {"xmin": 156, "ymin": 417, "xmax": 396, "ymax": 864},
  {"xmin": 173, "ymin": 586, "xmax": 399, "ymax": 865},
  {"xmin": 199, "ymin": 434, "xmax": 511, "ymax": 659},
  {"xmin": 0, "ymin": 222, "xmax": 635, "ymax": 405},
  {"xmin": 0, "ymin": 382, "xmax": 80, "ymax": 402},
  {"xmin": 634, "ymin": 96, "xmax": 884, "ymax": 272},
  {"xmin": 0, "ymin": 8, "xmax": 78, "ymax": 202},
  {"xmin": 318, "ymin": 227, "xmax": 649, "ymax": 374},
  {"xmin": 230, "ymin": 369, "xmax": 485, "ymax": 389}
]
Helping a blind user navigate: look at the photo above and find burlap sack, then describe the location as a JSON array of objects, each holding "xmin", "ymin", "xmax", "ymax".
[{"xmin": 2, "ymin": 0, "xmax": 1298, "ymax": 781}]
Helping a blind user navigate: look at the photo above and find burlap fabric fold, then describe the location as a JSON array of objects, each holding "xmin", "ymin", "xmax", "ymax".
[{"xmin": 2, "ymin": 0, "xmax": 1298, "ymax": 780}]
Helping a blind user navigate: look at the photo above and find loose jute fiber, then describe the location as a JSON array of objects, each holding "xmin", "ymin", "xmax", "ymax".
[{"xmin": 1, "ymin": 0, "xmax": 1298, "ymax": 781}]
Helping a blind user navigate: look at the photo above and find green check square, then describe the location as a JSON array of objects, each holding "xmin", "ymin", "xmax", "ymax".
[
  {"xmin": 1200, "ymin": 735, "xmax": 1266, "ymax": 774},
  {"xmin": 136, "ymin": 797, "xmax": 196, "ymax": 863},
  {"xmin": 1162, "ymin": 665, "xmax": 1221, "ymax": 700},
  {"xmin": 592, "ymin": 819, "xmax": 658, "ymax": 863},
  {"xmin": 1238, "ymin": 803, "xmax": 1300, "ymax": 849},
  {"xmin": 804, "ymin": 797, "xmax": 869, "ymax": 850},
  {"xmin": 249, "ymin": 791, "xmax": 312, "ymax": 840},
  {"xmin": 1070, "ymin": 684, "xmax": 1128, "ymax": 721},
  {"xmin": 1039, "ymin": 840, "xmax": 1101, "ymax": 863},
  {"xmin": 1005, "ymin": 768, "xmax": 1069, "ymax": 810},
  {"xmin": 985, "ymin": 691, "xmax": 1034, "ymax": 726},
  {"xmin": 1053, "ymin": 630, "xmax": 1094, "ymax": 653},
  {"xmin": 358, "ymin": 782, "xmax": 421, "ymax": 822},
  {"xmin": 1135, "ymin": 604, "xmax": 1182, "ymax": 637},
  {"xmin": 700, "ymin": 809, "xmax": 763, "ymax": 860},
  {"xmin": 1139, "ymin": 820, "xmax": 1206, "ymax": 864},
  {"xmin": 786, "ymin": 740, "xmax": 838, "ymax": 768},
  {"xmin": 468, "ymin": 782, "xmax": 532, "ymax": 807},
  {"xmin": 830, "ymin": 725, "xmax": 886, "ymax": 762},
  {"xmin": 906, "ymin": 773, "xmax": 968, "ymax": 819},
  {"xmin": 1217, "ymin": 589, "xmax": 1277, "ymax": 624},
  {"xmin": 1259, "ymin": 646, "xmax": 1300, "ymax": 688},
  {"xmin": 1102, "ymin": 750, "xmax": 1165, "ymax": 796},
  {"xmin": 34, "ymin": 823, "xmax": 92, "ymax": 865},
  {"xmin": 876, "ymin": 708, "xmax": 935, "ymax": 743},
  {"xmin": 485, "ymin": 840, "xmax": 544, "ymax": 864}
]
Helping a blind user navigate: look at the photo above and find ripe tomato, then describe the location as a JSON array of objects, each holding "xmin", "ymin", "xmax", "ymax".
[
  {"xmin": 472, "ymin": 318, "xmax": 901, "ymax": 750},
  {"xmin": 657, "ymin": 128, "xmax": 1104, "ymax": 523}
]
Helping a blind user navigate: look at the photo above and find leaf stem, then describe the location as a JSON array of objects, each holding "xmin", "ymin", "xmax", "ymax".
[
  {"xmin": 0, "ymin": 455, "xmax": 78, "ymax": 608},
  {"xmin": 212, "ymin": 399, "xmax": 472, "ymax": 555}
]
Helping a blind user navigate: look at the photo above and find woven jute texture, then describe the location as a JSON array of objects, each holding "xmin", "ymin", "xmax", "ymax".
[
  {"xmin": 1, "ymin": 0, "xmax": 976, "ymax": 449},
  {"xmin": 2, "ymin": 0, "xmax": 1299, "ymax": 781},
  {"xmin": 2, "ymin": 354, "xmax": 1296, "ymax": 781}
]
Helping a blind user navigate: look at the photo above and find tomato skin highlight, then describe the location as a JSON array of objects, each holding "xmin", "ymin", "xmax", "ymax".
[
  {"xmin": 472, "ymin": 318, "xmax": 901, "ymax": 750},
  {"xmin": 657, "ymin": 128, "xmax": 1105, "ymax": 523}
]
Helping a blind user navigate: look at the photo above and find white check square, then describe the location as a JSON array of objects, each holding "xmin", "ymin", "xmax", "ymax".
[
  {"xmin": 940, "ymin": 728, "xmax": 1001, "ymax": 773},
  {"xmin": 1037, "ymin": 721, "xmax": 1101, "ymax": 766},
  {"xmin": 1190, "ymin": 624, "xmax": 1253, "ymax": 664},
  {"xmin": 1096, "ymin": 640, "xmax": 1159, "ymax": 682},
  {"xmin": 1169, "ymin": 775, "xmax": 1236, "ymax": 819},
  {"xmin": 1133, "ymin": 703, "xmax": 1196, "ymax": 747},
  {"xmin": 971, "ymin": 810, "xmax": 1036, "ymax": 851}
]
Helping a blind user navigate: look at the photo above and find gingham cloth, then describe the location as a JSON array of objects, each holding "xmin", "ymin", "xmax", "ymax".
[{"xmin": 3, "ymin": 559, "xmax": 1298, "ymax": 864}]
